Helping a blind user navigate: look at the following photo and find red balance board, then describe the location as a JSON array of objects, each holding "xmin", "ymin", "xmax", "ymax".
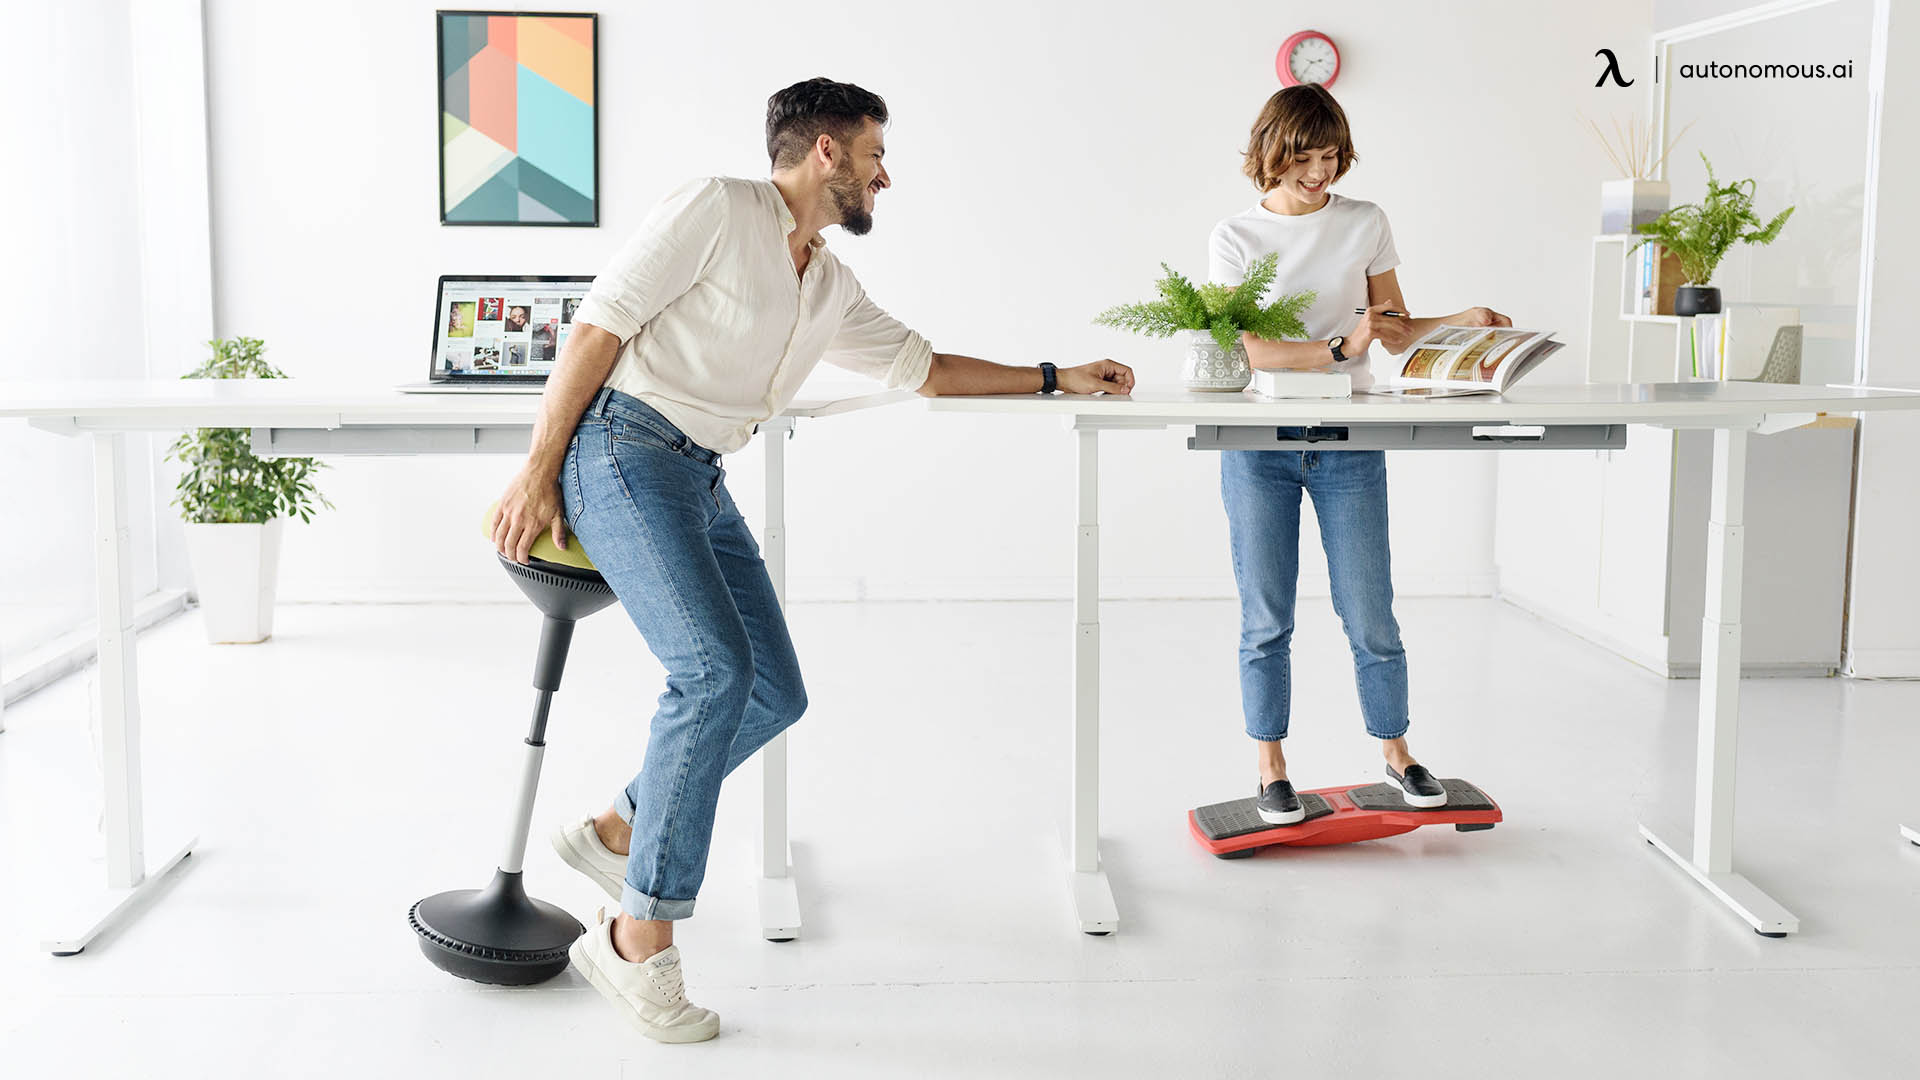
[{"xmin": 1189, "ymin": 778, "xmax": 1502, "ymax": 858}]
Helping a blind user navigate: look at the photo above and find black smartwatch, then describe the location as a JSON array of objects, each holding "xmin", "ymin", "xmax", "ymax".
[
  {"xmin": 1039, "ymin": 362, "xmax": 1058, "ymax": 395},
  {"xmin": 1327, "ymin": 335, "xmax": 1348, "ymax": 364}
]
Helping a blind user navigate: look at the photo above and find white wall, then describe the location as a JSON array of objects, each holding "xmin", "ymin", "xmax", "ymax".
[
  {"xmin": 1844, "ymin": 0, "xmax": 1920, "ymax": 676},
  {"xmin": 0, "ymin": 0, "xmax": 157, "ymax": 657},
  {"xmin": 198, "ymin": 0, "xmax": 1653, "ymax": 604}
]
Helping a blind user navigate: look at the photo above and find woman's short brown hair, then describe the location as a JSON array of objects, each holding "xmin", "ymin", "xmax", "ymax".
[{"xmin": 1242, "ymin": 83, "xmax": 1357, "ymax": 192}]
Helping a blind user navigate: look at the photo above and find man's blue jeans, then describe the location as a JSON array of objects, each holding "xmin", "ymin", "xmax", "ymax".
[
  {"xmin": 1220, "ymin": 439, "xmax": 1409, "ymax": 742},
  {"xmin": 562, "ymin": 388, "xmax": 807, "ymax": 921}
]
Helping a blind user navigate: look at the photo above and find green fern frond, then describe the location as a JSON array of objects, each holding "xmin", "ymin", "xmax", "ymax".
[
  {"xmin": 1093, "ymin": 300, "xmax": 1183, "ymax": 337},
  {"xmin": 1242, "ymin": 286, "xmax": 1316, "ymax": 341},
  {"xmin": 1198, "ymin": 283, "xmax": 1236, "ymax": 319},
  {"xmin": 1154, "ymin": 263, "xmax": 1210, "ymax": 330},
  {"xmin": 1208, "ymin": 315, "xmax": 1241, "ymax": 356},
  {"xmin": 1094, "ymin": 257, "xmax": 1315, "ymax": 347}
]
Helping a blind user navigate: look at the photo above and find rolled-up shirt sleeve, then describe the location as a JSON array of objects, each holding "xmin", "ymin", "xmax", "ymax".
[
  {"xmin": 571, "ymin": 177, "xmax": 729, "ymax": 344},
  {"xmin": 822, "ymin": 280, "xmax": 933, "ymax": 391}
]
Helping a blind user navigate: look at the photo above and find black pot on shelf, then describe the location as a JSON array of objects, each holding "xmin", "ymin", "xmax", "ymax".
[{"xmin": 1674, "ymin": 285, "xmax": 1722, "ymax": 317}]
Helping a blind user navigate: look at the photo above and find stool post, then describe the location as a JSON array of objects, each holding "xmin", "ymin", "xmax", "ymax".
[{"xmin": 531, "ymin": 616, "xmax": 577, "ymax": 695}]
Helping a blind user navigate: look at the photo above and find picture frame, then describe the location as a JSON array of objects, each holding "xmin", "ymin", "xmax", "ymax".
[{"xmin": 436, "ymin": 10, "xmax": 599, "ymax": 226}]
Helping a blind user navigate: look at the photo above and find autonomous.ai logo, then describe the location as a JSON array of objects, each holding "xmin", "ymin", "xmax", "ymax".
[{"xmin": 1595, "ymin": 48, "xmax": 1634, "ymax": 87}]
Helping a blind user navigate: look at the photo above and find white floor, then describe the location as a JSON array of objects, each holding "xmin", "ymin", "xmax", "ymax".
[{"xmin": 3, "ymin": 596, "xmax": 1919, "ymax": 1077}]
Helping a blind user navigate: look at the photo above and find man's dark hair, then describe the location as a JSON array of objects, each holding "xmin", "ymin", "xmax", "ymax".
[{"xmin": 765, "ymin": 78, "xmax": 888, "ymax": 170}]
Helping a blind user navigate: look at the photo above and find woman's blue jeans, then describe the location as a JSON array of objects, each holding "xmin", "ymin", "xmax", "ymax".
[
  {"xmin": 1220, "ymin": 439, "xmax": 1409, "ymax": 742},
  {"xmin": 562, "ymin": 388, "xmax": 807, "ymax": 921}
]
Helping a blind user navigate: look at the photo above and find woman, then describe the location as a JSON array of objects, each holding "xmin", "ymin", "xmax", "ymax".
[{"xmin": 1209, "ymin": 83, "xmax": 1509, "ymax": 824}]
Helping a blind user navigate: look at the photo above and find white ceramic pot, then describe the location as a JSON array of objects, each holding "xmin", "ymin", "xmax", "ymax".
[
  {"xmin": 1600, "ymin": 178, "xmax": 1669, "ymax": 235},
  {"xmin": 182, "ymin": 518, "xmax": 285, "ymax": 643},
  {"xmin": 1179, "ymin": 329, "xmax": 1251, "ymax": 391}
]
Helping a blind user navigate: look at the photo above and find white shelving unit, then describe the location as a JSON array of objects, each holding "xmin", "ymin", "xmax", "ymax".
[{"xmin": 1493, "ymin": 236, "xmax": 1854, "ymax": 677}]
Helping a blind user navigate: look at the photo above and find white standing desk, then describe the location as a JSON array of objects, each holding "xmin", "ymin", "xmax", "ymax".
[
  {"xmin": 10, "ymin": 379, "xmax": 1920, "ymax": 952},
  {"xmin": 0, "ymin": 378, "xmax": 910, "ymax": 954},
  {"xmin": 926, "ymin": 382, "xmax": 1920, "ymax": 938}
]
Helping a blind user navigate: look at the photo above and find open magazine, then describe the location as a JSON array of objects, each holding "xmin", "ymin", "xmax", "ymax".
[{"xmin": 1363, "ymin": 325, "xmax": 1564, "ymax": 397}]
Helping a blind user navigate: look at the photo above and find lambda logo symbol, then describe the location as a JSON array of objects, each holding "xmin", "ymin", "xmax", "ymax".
[{"xmin": 1595, "ymin": 48, "xmax": 1635, "ymax": 87}]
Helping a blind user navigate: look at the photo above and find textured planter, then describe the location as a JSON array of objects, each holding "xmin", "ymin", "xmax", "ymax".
[
  {"xmin": 1601, "ymin": 178, "xmax": 1669, "ymax": 235},
  {"xmin": 183, "ymin": 518, "xmax": 285, "ymax": 643},
  {"xmin": 1179, "ymin": 329, "xmax": 1251, "ymax": 391}
]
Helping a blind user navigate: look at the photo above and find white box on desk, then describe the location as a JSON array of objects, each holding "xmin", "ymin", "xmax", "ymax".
[{"xmin": 1247, "ymin": 370, "xmax": 1352, "ymax": 399}]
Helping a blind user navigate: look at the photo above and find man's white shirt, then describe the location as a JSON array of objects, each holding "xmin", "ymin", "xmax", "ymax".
[{"xmin": 571, "ymin": 176, "xmax": 933, "ymax": 454}]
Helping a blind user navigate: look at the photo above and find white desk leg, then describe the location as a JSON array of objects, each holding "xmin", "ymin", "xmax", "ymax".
[
  {"xmin": 757, "ymin": 418, "xmax": 800, "ymax": 942},
  {"xmin": 1639, "ymin": 427, "xmax": 1797, "ymax": 936},
  {"xmin": 44, "ymin": 433, "xmax": 195, "ymax": 955},
  {"xmin": 1070, "ymin": 426, "xmax": 1118, "ymax": 935}
]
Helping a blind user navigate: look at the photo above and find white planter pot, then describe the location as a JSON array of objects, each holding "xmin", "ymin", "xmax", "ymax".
[
  {"xmin": 1600, "ymin": 178, "xmax": 1669, "ymax": 235},
  {"xmin": 183, "ymin": 518, "xmax": 285, "ymax": 644},
  {"xmin": 1178, "ymin": 329, "xmax": 1251, "ymax": 391}
]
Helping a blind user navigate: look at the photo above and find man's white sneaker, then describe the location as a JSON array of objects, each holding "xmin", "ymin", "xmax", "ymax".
[
  {"xmin": 551, "ymin": 815, "xmax": 626, "ymax": 902},
  {"xmin": 568, "ymin": 908, "xmax": 720, "ymax": 1043}
]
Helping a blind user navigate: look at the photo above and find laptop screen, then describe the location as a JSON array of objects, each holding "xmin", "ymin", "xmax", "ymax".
[{"xmin": 432, "ymin": 275, "xmax": 595, "ymax": 380}]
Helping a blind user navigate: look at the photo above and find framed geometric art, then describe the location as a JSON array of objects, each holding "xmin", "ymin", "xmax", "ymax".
[{"xmin": 437, "ymin": 10, "xmax": 598, "ymax": 226}]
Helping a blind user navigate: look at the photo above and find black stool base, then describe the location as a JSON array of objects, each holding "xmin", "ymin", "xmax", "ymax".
[{"xmin": 409, "ymin": 869, "xmax": 583, "ymax": 986}]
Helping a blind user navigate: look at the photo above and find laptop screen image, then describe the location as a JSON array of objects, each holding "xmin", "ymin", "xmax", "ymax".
[{"xmin": 432, "ymin": 275, "xmax": 595, "ymax": 382}]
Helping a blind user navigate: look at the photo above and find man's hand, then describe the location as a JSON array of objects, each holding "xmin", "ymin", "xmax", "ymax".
[
  {"xmin": 491, "ymin": 466, "xmax": 568, "ymax": 565},
  {"xmin": 1058, "ymin": 359, "xmax": 1135, "ymax": 395}
]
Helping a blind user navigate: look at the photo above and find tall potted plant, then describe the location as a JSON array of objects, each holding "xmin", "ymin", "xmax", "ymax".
[
  {"xmin": 1631, "ymin": 152, "xmax": 1794, "ymax": 317},
  {"xmin": 1094, "ymin": 253, "xmax": 1314, "ymax": 391},
  {"xmin": 165, "ymin": 337, "xmax": 331, "ymax": 643}
]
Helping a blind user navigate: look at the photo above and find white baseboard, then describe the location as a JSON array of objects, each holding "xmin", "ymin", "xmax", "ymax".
[
  {"xmin": 276, "ymin": 571, "xmax": 1499, "ymax": 606},
  {"xmin": 1842, "ymin": 649, "xmax": 1920, "ymax": 679},
  {"xmin": 1495, "ymin": 585, "xmax": 1675, "ymax": 677},
  {"xmin": 1, "ymin": 590, "xmax": 193, "ymax": 710}
]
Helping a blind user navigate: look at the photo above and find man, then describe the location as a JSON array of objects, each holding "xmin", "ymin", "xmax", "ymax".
[{"xmin": 489, "ymin": 77, "xmax": 1133, "ymax": 1043}]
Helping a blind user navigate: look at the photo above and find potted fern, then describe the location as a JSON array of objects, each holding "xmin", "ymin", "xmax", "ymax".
[
  {"xmin": 1630, "ymin": 153, "xmax": 1794, "ymax": 317},
  {"xmin": 1094, "ymin": 253, "xmax": 1314, "ymax": 391},
  {"xmin": 165, "ymin": 337, "xmax": 331, "ymax": 643}
]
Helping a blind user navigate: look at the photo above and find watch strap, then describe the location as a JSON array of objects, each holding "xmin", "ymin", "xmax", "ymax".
[{"xmin": 1039, "ymin": 362, "xmax": 1058, "ymax": 394}]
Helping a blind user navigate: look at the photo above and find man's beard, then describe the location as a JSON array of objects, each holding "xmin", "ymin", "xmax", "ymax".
[{"xmin": 827, "ymin": 163, "xmax": 874, "ymax": 236}]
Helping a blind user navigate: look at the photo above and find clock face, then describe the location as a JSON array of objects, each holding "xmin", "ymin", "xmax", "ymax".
[{"xmin": 1287, "ymin": 34, "xmax": 1338, "ymax": 86}]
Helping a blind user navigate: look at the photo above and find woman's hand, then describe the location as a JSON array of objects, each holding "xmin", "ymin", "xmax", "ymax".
[
  {"xmin": 1349, "ymin": 302, "xmax": 1417, "ymax": 355},
  {"xmin": 491, "ymin": 467, "xmax": 568, "ymax": 565},
  {"xmin": 1457, "ymin": 306, "xmax": 1512, "ymax": 328},
  {"xmin": 1058, "ymin": 359, "xmax": 1136, "ymax": 395}
]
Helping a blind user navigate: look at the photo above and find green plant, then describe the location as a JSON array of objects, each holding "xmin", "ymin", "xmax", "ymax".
[
  {"xmin": 1631, "ymin": 152, "xmax": 1794, "ymax": 286},
  {"xmin": 165, "ymin": 337, "xmax": 332, "ymax": 524},
  {"xmin": 1094, "ymin": 252, "xmax": 1316, "ymax": 355}
]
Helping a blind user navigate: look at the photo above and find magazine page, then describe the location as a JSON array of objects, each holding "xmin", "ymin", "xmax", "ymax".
[{"xmin": 1390, "ymin": 325, "xmax": 1561, "ymax": 393}]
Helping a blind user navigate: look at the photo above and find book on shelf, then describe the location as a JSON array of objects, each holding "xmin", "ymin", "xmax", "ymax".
[
  {"xmin": 1360, "ymin": 324, "xmax": 1565, "ymax": 397},
  {"xmin": 1248, "ymin": 369, "xmax": 1353, "ymax": 398},
  {"xmin": 1631, "ymin": 242, "xmax": 1683, "ymax": 316}
]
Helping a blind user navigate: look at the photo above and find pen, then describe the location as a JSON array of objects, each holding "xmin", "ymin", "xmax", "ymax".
[{"xmin": 1353, "ymin": 307, "xmax": 1408, "ymax": 317}]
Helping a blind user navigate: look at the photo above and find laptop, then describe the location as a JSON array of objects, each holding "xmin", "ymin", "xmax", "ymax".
[{"xmin": 398, "ymin": 274, "xmax": 595, "ymax": 393}]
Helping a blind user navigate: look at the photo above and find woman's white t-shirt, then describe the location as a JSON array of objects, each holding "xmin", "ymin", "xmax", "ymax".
[{"xmin": 1207, "ymin": 192, "xmax": 1399, "ymax": 389}]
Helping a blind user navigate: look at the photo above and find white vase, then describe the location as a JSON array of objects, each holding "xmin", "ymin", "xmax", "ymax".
[
  {"xmin": 182, "ymin": 518, "xmax": 286, "ymax": 643},
  {"xmin": 1178, "ymin": 329, "xmax": 1251, "ymax": 391},
  {"xmin": 1600, "ymin": 178, "xmax": 1669, "ymax": 235}
]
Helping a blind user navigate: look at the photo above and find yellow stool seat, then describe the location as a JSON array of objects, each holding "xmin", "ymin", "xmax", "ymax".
[{"xmin": 482, "ymin": 501, "xmax": 598, "ymax": 572}]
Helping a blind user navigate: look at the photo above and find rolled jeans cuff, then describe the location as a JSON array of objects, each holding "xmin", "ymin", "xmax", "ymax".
[
  {"xmin": 621, "ymin": 882, "xmax": 696, "ymax": 922},
  {"xmin": 615, "ymin": 787, "xmax": 636, "ymax": 825}
]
